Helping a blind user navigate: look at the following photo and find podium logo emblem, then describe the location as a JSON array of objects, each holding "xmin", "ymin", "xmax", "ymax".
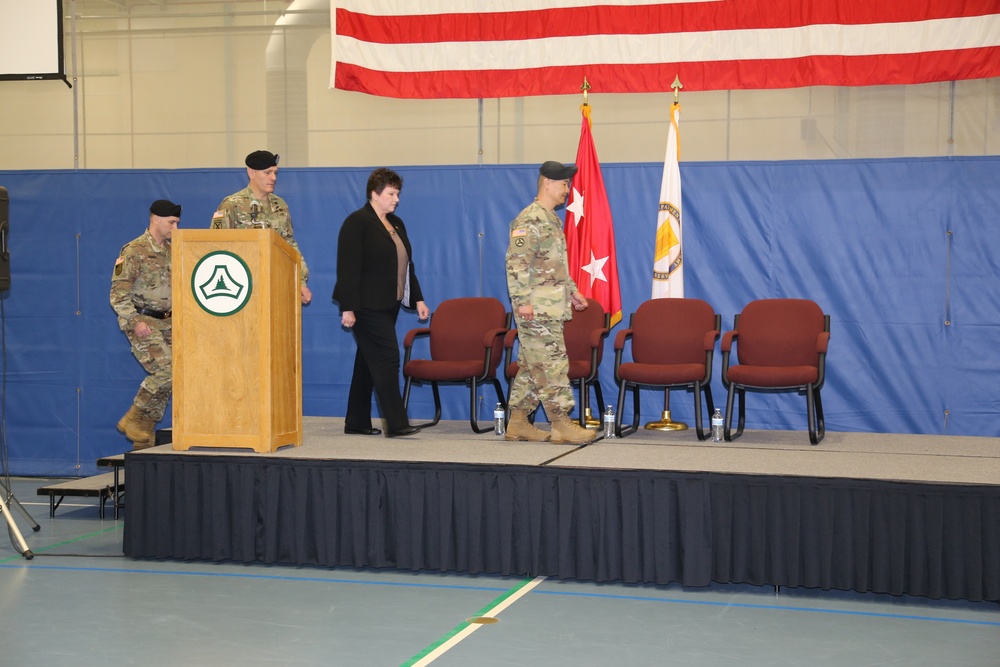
[{"xmin": 191, "ymin": 251, "xmax": 253, "ymax": 316}]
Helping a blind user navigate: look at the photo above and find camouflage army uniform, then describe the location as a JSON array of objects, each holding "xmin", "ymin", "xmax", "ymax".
[
  {"xmin": 505, "ymin": 200, "xmax": 579, "ymax": 414},
  {"xmin": 110, "ymin": 230, "xmax": 172, "ymax": 423},
  {"xmin": 211, "ymin": 186, "xmax": 309, "ymax": 284}
]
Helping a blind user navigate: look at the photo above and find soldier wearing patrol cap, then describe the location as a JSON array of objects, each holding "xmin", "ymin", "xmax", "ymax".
[
  {"xmin": 111, "ymin": 199, "xmax": 180, "ymax": 449},
  {"xmin": 504, "ymin": 161, "xmax": 596, "ymax": 445},
  {"xmin": 210, "ymin": 150, "xmax": 312, "ymax": 305}
]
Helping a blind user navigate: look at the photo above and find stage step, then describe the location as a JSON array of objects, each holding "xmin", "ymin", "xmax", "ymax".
[{"xmin": 36, "ymin": 471, "xmax": 124, "ymax": 520}]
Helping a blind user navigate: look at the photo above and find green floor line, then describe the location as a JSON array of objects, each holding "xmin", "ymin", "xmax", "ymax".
[
  {"xmin": 0, "ymin": 524, "xmax": 121, "ymax": 563},
  {"xmin": 401, "ymin": 576, "xmax": 536, "ymax": 667}
]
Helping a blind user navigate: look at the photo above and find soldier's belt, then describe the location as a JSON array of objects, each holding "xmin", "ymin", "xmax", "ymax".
[{"xmin": 135, "ymin": 306, "xmax": 171, "ymax": 320}]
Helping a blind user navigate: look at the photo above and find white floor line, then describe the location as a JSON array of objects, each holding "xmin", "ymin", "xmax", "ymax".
[{"xmin": 411, "ymin": 575, "xmax": 547, "ymax": 667}]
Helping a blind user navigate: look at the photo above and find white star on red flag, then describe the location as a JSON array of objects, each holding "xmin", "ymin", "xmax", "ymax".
[
  {"xmin": 580, "ymin": 251, "xmax": 609, "ymax": 287},
  {"xmin": 566, "ymin": 187, "xmax": 585, "ymax": 226}
]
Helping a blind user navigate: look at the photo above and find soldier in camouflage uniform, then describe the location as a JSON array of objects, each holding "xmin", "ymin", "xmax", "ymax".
[
  {"xmin": 211, "ymin": 150, "xmax": 313, "ymax": 305},
  {"xmin": 110, "ymin": 199, "xmax": 180, "ymax": 449},
  {"xmin": 505, "ymin": 161, "xmax": 596, "ymax": 445}
]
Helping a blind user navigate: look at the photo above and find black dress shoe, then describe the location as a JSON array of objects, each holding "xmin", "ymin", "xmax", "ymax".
[
  {"xmin": 386, "ymin": 426, "xmax": 420, "ymax": 438},
  {"xmin": 345, "ymin": 426, "xmax": 382, "ymax": 436}
]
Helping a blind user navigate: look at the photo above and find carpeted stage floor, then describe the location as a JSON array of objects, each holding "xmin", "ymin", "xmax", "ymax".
[
  {"xmin": 142, "ymin": 415, "xmax": 999, "ymax": 486},
  {"xmin": 123, "ymin": 417, "xmax": 1000, "ymax": 602}
]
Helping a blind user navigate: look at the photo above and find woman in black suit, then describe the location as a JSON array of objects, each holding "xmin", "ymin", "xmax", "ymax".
[{"xmin": 333, "ymin": 168, "xmax": 430, "ymax": 437}]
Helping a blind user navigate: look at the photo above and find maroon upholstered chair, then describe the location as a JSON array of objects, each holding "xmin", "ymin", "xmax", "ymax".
[
  {"xmin": 503, "ymin": 302, "xmax": 611, "ymax": 426},
  {"xmin": 402, "ymin": 297, "xmax": 509, "ymax": 433},
  {"xmin": 720, "ymin": 298, "xmax": 831, "ymax": 445},
  {"xmin": 613, "ymin": 298, "xmax": 720, "ymax": 440}
]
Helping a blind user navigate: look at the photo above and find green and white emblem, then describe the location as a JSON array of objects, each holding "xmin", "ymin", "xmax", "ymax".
[{"xmin": 191, "ymin": 250, "xmax": 253, "ymax": 316}]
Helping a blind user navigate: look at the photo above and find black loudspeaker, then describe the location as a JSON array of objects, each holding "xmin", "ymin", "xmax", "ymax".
[{"xmin": 0, "ymin": 186, "xmax": 8, "ymax": 291}]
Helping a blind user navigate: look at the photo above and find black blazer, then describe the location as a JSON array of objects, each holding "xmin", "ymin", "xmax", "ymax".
[{"xmin": 332, "ymin": 202, "xmax": 424, "ymax": 312}]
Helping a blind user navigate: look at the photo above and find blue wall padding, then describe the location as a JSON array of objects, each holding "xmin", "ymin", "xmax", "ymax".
[{"xmin": 0, "ymin": 156, "xmax": 997, "ymax": 474}]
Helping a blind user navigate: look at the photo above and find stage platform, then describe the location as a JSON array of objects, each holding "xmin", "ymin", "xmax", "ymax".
[{"xmin": 123, "ymin": 417, "xmax": 1000, "ymax": 602}]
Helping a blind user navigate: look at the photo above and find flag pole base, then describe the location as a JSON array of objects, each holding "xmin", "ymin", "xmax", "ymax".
[
  {"xmin": 644, "ymin": 410, "xmax": 688, "ymax": 431},
  {"xmin": 582, "ymin": 407, "xmax": 601, "ymax": 430}
]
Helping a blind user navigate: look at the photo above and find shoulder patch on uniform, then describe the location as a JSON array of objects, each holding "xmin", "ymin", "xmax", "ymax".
[
  {"xmin": 212, "ymin": 210, "xmax": 224, "ymax": 218},
  {"xmin": 511, "ymin": 228, "xmax": 528, "ymax": 237},
  {"xmin": 114, "ymin": 255, "xmax": 125, "ymax": 277}
]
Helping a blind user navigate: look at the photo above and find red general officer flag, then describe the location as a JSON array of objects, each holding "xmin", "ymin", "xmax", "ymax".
[{"xmin": 565, "ymin": 105, "xmax": 622, "ymax": 327}]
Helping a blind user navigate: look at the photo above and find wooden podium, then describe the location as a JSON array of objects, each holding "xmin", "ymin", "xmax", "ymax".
[{"xmin": 171, "ymin": 229, "xmax": 302, "ymax": 452}]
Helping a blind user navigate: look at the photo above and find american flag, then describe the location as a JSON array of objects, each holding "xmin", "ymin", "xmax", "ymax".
[{"xmin": 330, "ymin": 1, "xmax": 1000, "ymax": 98}]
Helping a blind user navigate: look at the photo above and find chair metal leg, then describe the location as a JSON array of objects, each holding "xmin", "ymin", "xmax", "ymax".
[
  {"xmin": 578, "ymin": 380, "xmax": 604, "ymax": 428},
  {"xmin": 693, "ymin": 382, "xmax": 707, "ymax": 441},
  {"xmin": 403, "ymin": 376, "xmax": 413, "ymax": 408},
  {"xmin": 724, "ymin": 384, "xmax": 745, "ymax": 441},
  {"xmin": 491, "ymin": 378, "xmax": 507, "ymax": 409},
  {"xmin": 815, "ymin": 388, "xmax": 825, "ymax": 439},
  {"xmin": 807, "ymin": 386, "xmax": 825, "ymax": 445},
  {"xmin": 576, "ymin": 379, "xmax": 588, "ymax": 427},
  {"xmin": 466, "ymin": 378, "xmax": 506, "ymax": 434},
  {"xmin": 430, "ymin": 383, "xmax": 443, "ymax": 426},
  {"xmin": 409, "ymin": 381, "xmax": 443, "ymax": 431},
  {"xmin": 614, "ymin": 381, "xmax": 625, "ymax": 436},
  {"xmin": 491, "ymin": 378, "xmax": 508, "ymax": 428},
  {"xmin": 469, "ymin": 378, "xmax": 491, "ymax": 433},
  {"xmin": 735, "ymin": 388, "xmax": 747, "ymax": 439},
  {"xmin": 618, "ymin": 383, "xmax": 642, "ymax": 438},
  {"xmin": 615, "ymin": 381, "xmax": 635, "ymax": 437},
  {"xmin": 592, "ymin": 380, "xmax": 605, "ymax": 419},
  {"xmin": 632, "ymin": 385, "xmax": 642, "ymax": 435},
  {"xmin": 702, "ymin": 384, "xmax": 715, "ymax": 441}
]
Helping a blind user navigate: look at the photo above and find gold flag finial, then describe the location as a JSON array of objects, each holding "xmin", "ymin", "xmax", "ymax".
[
  {"xmin": 671, "ymin": 75, "xmax": 683, "ymax": 104},
  {"xmin": 581, "ymin": 77, "xmax": 592, "ymax": 106}
]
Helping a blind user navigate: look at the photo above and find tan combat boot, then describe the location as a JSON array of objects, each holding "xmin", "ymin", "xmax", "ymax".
[
  {"xmin": 133, "ymin": 413, "xmax": 159, "ymax": 450},
  {"xmin": 505, "ymin": 408, "xmax": 551, "ymax": 442},
  {"xmin": 549, "ymin": 409, "xmax": 597, "ymax": 445},
  {"xmin": 117, "ymin": 405, "xmax": 154, "ymax": 449}
]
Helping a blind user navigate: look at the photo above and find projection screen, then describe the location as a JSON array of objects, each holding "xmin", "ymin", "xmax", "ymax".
[{"xmin": 0, "ymin": 0, "xmax": 64, "ymax": 82}]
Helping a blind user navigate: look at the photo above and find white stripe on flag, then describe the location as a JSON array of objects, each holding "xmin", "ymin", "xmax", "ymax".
[{"xmin": 334, "ymin": 16, "xmax": 1000, "ymax": 72}]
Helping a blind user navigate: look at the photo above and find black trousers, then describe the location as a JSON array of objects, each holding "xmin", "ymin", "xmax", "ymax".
[{"xmin": 345, "ymin": 303, "xmax": 410, "ymax": 432}]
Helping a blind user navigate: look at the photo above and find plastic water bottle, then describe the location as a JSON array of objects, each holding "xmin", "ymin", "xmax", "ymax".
[
  {"xmin": 494, "ymin": 402, "xmax": 505, "ymax": 436},
  {"xmin": 711, "ymin": 408, "xmax": 724, "ymax": 442},
  {"xmin": 603, "ymin": 405, "xmax": 616, "ymax": 439}
]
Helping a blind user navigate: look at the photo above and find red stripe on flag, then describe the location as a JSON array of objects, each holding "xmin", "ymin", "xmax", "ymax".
[
  {"xmin": 334, "ymin": 47, "xmax": 1000, "ymax": 98},
  {"xmin": 336, "ymin": 2, "xmax": 998, "ymax": 44}
]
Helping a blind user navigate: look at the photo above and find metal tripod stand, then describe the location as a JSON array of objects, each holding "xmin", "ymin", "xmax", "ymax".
[
  {"xmin": 0, "ymin": 477, "xmax": 36, "ymax": 559},
  {"xmin": 0, "ymin": 277, "xmax": 37, "ymax": 558}
]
